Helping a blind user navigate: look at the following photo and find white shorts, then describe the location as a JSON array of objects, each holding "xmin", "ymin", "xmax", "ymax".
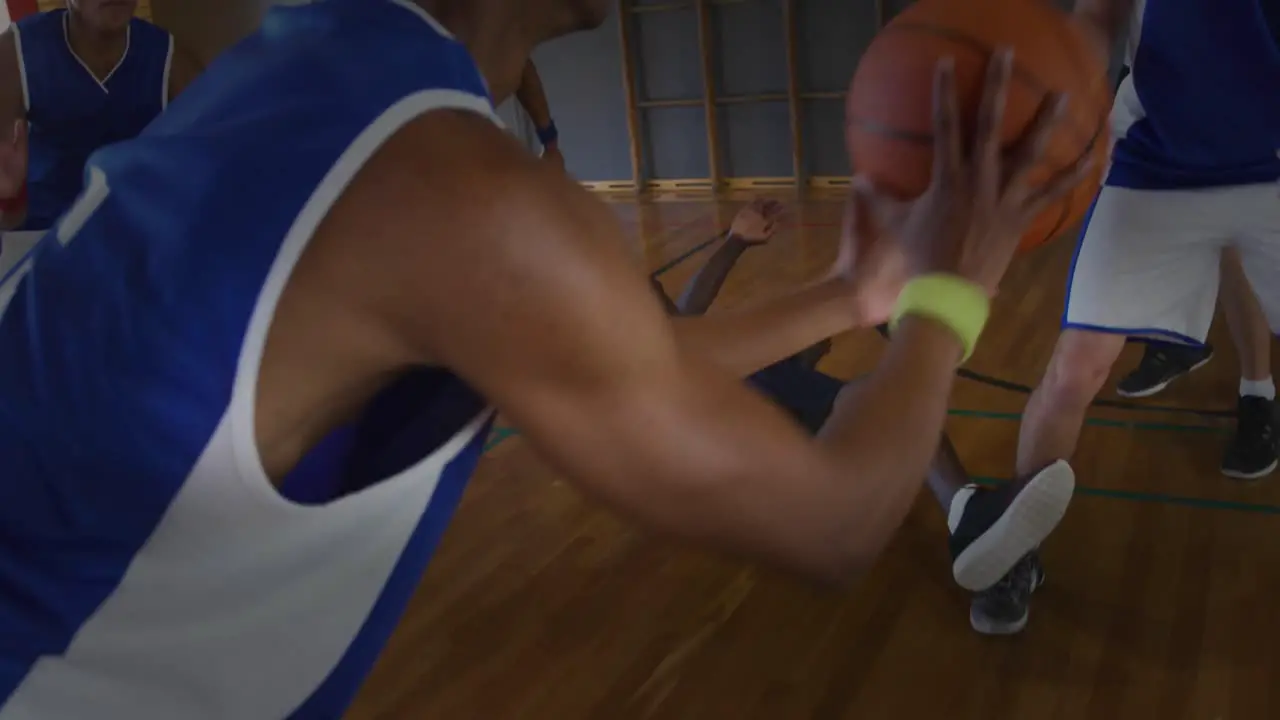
[{"xmin": 1063, "ymin": 183, "xmax": 1280, "ymax": 345}]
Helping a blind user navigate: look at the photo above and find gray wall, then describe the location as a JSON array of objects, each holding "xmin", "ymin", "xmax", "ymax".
[
  {"xmin": 540, "ymin": 0, "xmax": 903, "ymax": 184},
  {"xmin": 541, "ymin": 0, "xmax": 1121, "ymax": 185}
]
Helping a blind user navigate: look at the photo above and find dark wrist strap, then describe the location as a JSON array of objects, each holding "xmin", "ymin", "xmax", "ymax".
[{"xmin": 536, "ymin": 120, "xmax": 559, "ymax": 147}]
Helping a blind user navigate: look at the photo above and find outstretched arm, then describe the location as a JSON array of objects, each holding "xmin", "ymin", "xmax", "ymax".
[
  {"xmin": 334, "ymin": 54, "xmax": 1075, "ymax": 580},
  {"xmin": 335, "ymin": 109, "xmax": 965, "ymax": 580},
  {"xmin": 671, "ymin": 199, "xmax": 784, "ymax": 315},
  {"xmin": 515, "ymin": 60, "xmax": 563, "ymax": 168}
]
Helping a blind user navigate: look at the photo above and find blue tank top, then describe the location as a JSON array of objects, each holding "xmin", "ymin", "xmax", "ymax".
[
  {"xmin": 1108, "ymin": 0, "xmax": 1280, "ymax": 189},
  {"xmin": 0, "ymin": 1, "xmax": 498, "ymax": 717},
  {"xmin": 14, "ymin": 10, "xmax": 172, "ymax": 230}
]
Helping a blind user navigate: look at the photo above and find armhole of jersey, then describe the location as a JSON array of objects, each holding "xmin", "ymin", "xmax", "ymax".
[
  {"xmin": 161, "ymin": 33, "xmax": 175, "ymax": 110},
  {"xmin": 12, "ymin": 26, "xmax": 29, "ymax": 113},
  {"xmin": 227, "ymin": 89, "xmax": 499, "ymax": 505}
]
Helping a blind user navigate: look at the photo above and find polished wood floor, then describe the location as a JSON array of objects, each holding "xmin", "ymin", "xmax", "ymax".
[{"xmin": 347, "ymin": 196, "xmax": 1280, "ymax": 720}]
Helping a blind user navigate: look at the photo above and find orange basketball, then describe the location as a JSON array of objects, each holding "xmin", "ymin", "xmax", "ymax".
[{"xmin": 846, "ymin": 0, "xmax": 1110, "ymax": 253}]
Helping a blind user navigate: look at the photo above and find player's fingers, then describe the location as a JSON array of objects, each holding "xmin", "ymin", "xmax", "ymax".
[
  {"xmin": 1005, "ymin": 93, "xmax": 1068, "ymax": 192},
  {"xmin": 1020, "ymin": 153, "xmax": 1095, "ymax": 218},
  {"xmin": 931, "ymin": 58, "xmax": 963, "ymax": 187},
  {"xmin": 974, "ymin": 48, "xmax": 1014, "ymax": 190}
]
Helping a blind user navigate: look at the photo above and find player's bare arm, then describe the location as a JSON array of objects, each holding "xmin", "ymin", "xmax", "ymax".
[
  {"xmin": 280, "ymin": 54, "xmax": 1088, "ymax": 581},
  {"xmin": 0, "ymin": 29, "xmax": 28, "ymax": 230}
]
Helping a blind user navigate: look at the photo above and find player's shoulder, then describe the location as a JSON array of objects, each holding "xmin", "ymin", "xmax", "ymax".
[{"xmin": 13, "ymin": 8, "xmax": 63, "ymax": 36}]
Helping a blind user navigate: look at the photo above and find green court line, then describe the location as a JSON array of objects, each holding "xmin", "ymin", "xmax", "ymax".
[
  {"xmin": 947, "ymin": 408, "xmax": 1228, "ymax": 434},
  {"xmin": 483, "ymin": 427, "xmax": 520, "ymax": 452},
  {"xmin": 482, "ymin": 411, "xmax": 1280, "ymax": 516}
]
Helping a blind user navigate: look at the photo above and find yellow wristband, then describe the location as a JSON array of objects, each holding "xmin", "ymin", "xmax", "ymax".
[{"xmin": 888, "ymin": 274, "xmax": 990, "ymax": 363}]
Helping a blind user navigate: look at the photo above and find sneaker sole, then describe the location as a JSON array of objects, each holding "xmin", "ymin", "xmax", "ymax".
[
  {"xmin": 970, "ymin": 608, "xmax": 1029, "ymax": 636},
  {"xmin": 951, "ymin": 461, "xmax": 1075, "ymax": 592},
  {"xmin": 1115, "ymin": 354, "xmax": 1214, "ymax": 399},
  {"xmin": 1221, "ymin": 457, "xmax": 1279, "ymax": 481}
]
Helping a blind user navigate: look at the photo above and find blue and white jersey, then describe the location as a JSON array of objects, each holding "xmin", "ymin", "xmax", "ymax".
[
  {"xmin": 1108, "ymin": 0, "xmax": 1280, "ymax": 189},
  {"xmin": 14, "ymin": 10, "xmax": 173, "ymax": 230},
  {"xmin": 0, "ymin": 0, "xmax": 499, "ymax": 717}
]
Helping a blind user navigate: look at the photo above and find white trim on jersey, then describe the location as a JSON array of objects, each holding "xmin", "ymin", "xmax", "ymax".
[
  {"xmin": 11, "ymin": 25, "xmax": 28, "ymax": 113},
  {"xmin": 161, "ymin": 33, "xmax": 174, "ymax": 109},
  {"xmin": 62, "ymin": 11, "xmax": 130, "ymax": 92},
  {"xmin": 229, "ymin": 88, "xmax": 499, "ymax": 500},
  {"xmin": 1125, "ymin": 0, "xmax": 1147, "ymax": 70},
  {"xmin": 0, "ymin": 90, "xmax": 500, "ymax": 720},
  {"xmin": 387, "ymin": 0, "xmax": 455, "ymax": 39}
]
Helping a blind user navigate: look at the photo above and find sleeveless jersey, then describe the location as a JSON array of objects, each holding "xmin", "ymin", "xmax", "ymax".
[
  {"xmin": 13, "ymin": 10, "xmax": 173, "ymax": 231},
  {"xmin": 0, "ymin": 0, "xmax": 498, "ymax": 717},
  {"xmin": 1108, "ymin": 0, "xmax": 1280, "ymax": 189}
]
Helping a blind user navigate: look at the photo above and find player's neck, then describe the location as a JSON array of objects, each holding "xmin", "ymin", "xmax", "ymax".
[
  {"xmin": 415, "ymin": 0, "xmax": 543, "ymax": 103},
  {"xmin": 65, "ymin": 13, "xmax": 129, "ymax": 68}
]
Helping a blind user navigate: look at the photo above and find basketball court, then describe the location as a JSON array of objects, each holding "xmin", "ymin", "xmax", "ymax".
[
  {"xmin": 4, "ymin": 0, "xmax": 1279, "ymax": 717},
  {"xmin": 341, "ymin": 194, "xmax": 1280, "ymax": 720}
]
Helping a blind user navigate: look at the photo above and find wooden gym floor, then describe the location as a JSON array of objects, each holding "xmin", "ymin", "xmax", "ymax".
[{"xmin": 347, "ymin": 196, "xmax": 1280, "ymax": 720}]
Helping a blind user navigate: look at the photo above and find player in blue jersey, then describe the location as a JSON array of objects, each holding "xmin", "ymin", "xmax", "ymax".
[
  {"xmin": 0, "ymin": 0, "xmax": 1090, "ymax": 715},
  {"xmin": 0, "ymin": 0, "xmax": 202, "ymax": 234},
  {"xmin": 1007, "ymin": 0, "xmax": 1280, "ymax": 632}
]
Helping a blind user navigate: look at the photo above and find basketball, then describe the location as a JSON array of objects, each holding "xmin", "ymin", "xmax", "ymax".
[{"xmin": 846, "ymin": 0, "xmax": 1111, "ymax": 253}]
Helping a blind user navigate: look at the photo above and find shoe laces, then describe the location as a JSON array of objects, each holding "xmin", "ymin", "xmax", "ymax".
[{"xmin": 978, "ymin": 554, "xmax": 1037, "ymax": 601}]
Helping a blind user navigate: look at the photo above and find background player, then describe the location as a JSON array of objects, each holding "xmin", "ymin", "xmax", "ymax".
[
  {"xmin": 1108, "ymin": 62, "xmax": 1276, "ymax": 480},
  {"xmin": 1011, "ymin": 0, "xmax": 1280, "ymax": 632},
  {"xmin": 0, "ymin": 0, "xmax": 1093, "ymax": 714},
  {"xmin": 0, "ymin": 0, "xmax": 202, "ymax": 235}
]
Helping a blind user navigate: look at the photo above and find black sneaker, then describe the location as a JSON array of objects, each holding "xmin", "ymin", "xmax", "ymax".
[
  {"xmin": 970, "ymin": 552, "xmax": 1045, "ymax": 635},
  {"xmin": 1221, "ymin": 395, "xmax": 1278, "ymax": 480},
  {"xmin": 1115, "ymin": 342, "xmax": 1214, "ymax": 398},
  {"xmin": 948, "ymin": 460, "xmax": 1074, "ymax": 592}
]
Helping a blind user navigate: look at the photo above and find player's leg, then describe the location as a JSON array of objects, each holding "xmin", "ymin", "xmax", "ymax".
[
  {"xmin": 865, "ymin": 324, "xmax": 1074, "ymax": 605},
  {"xmin": 1225, "ymin": 186, "xmax": 1280, "ymax": 480},
  {"xmin": 1217, "ymin": 246, "xmax": 1277, "ymax": 479},
  {"xmin": 999, "ymin": 185, "xmax": 1222, "ymax": 636}
]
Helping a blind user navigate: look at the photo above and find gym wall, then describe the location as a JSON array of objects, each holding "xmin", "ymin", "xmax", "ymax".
[{"xmin": 541, "ymin": 0, "xmax": 1105, "ymax": 193}]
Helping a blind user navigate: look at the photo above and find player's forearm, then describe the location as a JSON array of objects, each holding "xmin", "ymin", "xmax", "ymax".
[
  {"xmin": 673, "ymin": 235, "xmax": 749, "ymax": 315},
  {"xmin": 515, "ymin": 61, "xmax": 554, "ymax": 131},
  {"xmin": 571, "ymin": 316, "xmax": 963, "ymax": 582},
  {"xmin": 669, "ymin": 277, "xmax": 858, "ymax": 377},
  {"xmin": 808, "ymin": 317, "xmax": 964, "ymax": 564}
]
